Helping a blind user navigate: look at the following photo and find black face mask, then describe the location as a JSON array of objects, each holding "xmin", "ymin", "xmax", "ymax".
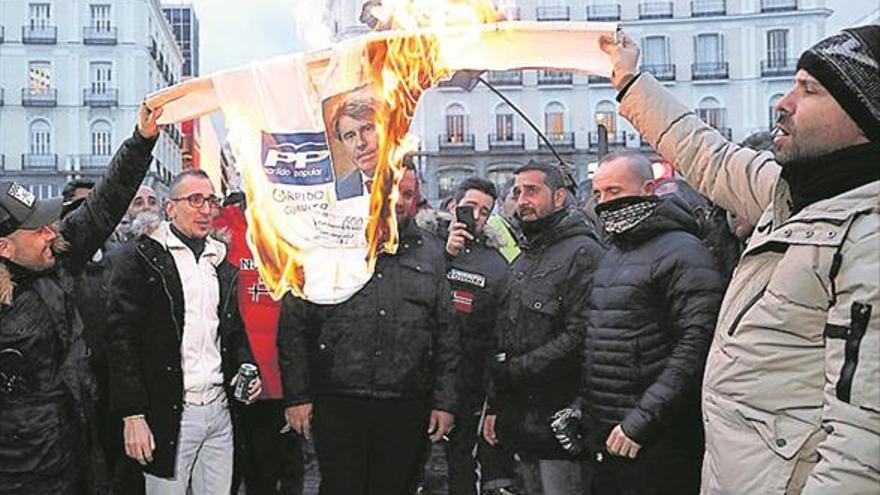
[{"xmin": 595, "ymin": 195, "xmax": 660, "ymax": 235}]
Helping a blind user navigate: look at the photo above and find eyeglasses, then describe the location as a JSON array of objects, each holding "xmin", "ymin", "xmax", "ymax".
[{"xmin": 171, "ymin": 193, "xmax": 221, "ymax": 209}]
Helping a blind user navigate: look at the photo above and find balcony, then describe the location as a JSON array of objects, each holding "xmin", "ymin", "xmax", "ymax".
[
  {"xmin": 83, "ymin": 88, "xmax": 118, "ymax": 107},
  {"xmin": 588, "ymin": 75, "xmax": 613, "ymax": 85},
  {"xmin": 78, "ymin": 155, "xmax": 111, "ymax": 169},
  {"xmin": 22, "ymin": 154, "xmax": 58, "ymax": 171},
  {"xmin": 538, "ymin": 71, "xmax": 573, "ymax": 86},
  {"xmin": 587, "ymin": 4, "xmax": 621, "ymax": 21},
  {"xmin": 588, "ymin": 131, "xmax": 628, "ymax": 150},
  {"xmin": 536, "ymin": 6, "xmax": 570, "ymax": 21},
  {"xmin": 486, "ymin": 70, "xmax": 523, "ymax": 87},
  {"xmin": 692, "ymin": 62, "xmax": 729, "ymax": 80},
  {"xmin": 541, "ymin": 132, "xmax": 575, "ymax": 150},
  {"xmin": 640, "ymin": 64, "xmax": 676, "ymax": 81},
  {"xmin": 83, "ymin": 26, "xmax": 118, "ymax": 45},
  {"xmin": 761, "ymin": 59, "xmax": 797, "ymax": 77},
  {"xmin": 438, "ymin": 134, "xmax": 475, "ymax": 151},
  {"xmin": 761, "ymin": 0, "xmax": 797, "ymax": 12},
  {"xmin": 638, "ymin": 2, "xmax": 674, "ymax": 19},
  {"xmin": 489, "ymin": 133, "xmax": 525, "ymax": 150},
  {"xmin": 22, "ymin": 25, "xmax": 57, "ymax": 44},
  {"xmin": 691, "ymin": 0, "xmax": 726, "ymax": 16},
  {"xmin": 22, "ymin": 88, "xmax": 58, "ymax": 107}
]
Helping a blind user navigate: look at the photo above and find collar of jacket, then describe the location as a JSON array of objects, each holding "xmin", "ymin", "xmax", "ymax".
[
  {"xmin": 146, "ymin": 221, "xmax": 227, "ymax": 267},
  {"xmin": 520, "ymin": 208, "xmax": 588, "ymax": 249},
  {"xmin": 609, "ymin": 195, "xmax": 701, "ymax": 249},
  {"xmin": 780, "ymin": 141, "xmax": 880, "ymax": 216}
]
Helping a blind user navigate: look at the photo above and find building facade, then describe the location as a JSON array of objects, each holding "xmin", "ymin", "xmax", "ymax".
[
  {"xmin": 329, "ymin": 0, "xmax": 832, "ymax": 201},
  {"xmin": 162, "ymin": 1, "xmax": 198, "ymax": 78},
  {"xmin": 0, "ymin": 0, "xmax": 184, "ymax": 199}
]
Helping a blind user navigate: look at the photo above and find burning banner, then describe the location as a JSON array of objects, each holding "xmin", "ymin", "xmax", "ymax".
[{"xmin": 147, "ymin": 4, "xmax": 616, "ymax": 304}]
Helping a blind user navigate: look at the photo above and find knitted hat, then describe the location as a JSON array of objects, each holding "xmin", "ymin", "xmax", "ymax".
[{"xmin": 797, "ymin": 25, "xmax": 880, "ymax": 142}]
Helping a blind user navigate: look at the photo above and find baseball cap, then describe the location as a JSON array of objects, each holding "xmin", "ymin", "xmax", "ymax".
[{"xmin": 0, "ymin": 181, "xmax": 63, "ymax": 238}]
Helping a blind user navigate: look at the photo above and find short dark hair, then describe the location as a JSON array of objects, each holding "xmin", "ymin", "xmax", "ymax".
[
  {"xmin": 169, "ymin": 170, "xmax": 212, "ymax": 198},
  {"xmin": 331, "ymin": 96, "xmax": 378, "ymax": 141},
  {"xmin": 62, "ymin": 179, "xmax": 95, "ymax": 202},
  {"xmin": 453, "ymin": 177, "xmax": 498, "ymax": 203},
  {"xmin": 514, "ymin": 161, "xmax": 566, "ymax": 191},
  {"xmin": 597, "ymin": 150, "xmax": 655, "ymax": 182}
]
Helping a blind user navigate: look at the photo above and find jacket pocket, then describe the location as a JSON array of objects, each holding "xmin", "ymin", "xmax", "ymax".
[
  {"xmin": 827, "ymin": 302, "xmax": 873, "ymax": 407},
  {"xmin": 0, "ymin": 413, "xmax": 71, "ymax": 474},
  {"xmin": 735, "ymin": 407, "xmax": 818, "ymax": 462},
  {"xmin": 521, "ymin": 288, "xmax": 561, "ymax": 317}
]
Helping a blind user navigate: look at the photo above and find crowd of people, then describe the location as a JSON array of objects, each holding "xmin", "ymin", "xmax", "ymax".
[{"xmin": 0, "ymin": 24, "xmax": 877, "ymax": 495}]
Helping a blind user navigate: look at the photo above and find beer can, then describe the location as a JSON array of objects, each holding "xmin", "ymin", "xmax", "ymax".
[{"xmin": 234, "ymin": 363, "xmax": 258, "ymax": 402}]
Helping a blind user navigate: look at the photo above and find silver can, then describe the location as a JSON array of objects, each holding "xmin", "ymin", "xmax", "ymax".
[{"xmin": 233, "ymin": 363, "xmax": 259, "ymax": 402}]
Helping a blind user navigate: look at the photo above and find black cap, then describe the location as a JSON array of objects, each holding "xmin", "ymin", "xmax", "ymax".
[{"xmin": 0, "ymin": 181, "xmax": 63, "ymax": 238}]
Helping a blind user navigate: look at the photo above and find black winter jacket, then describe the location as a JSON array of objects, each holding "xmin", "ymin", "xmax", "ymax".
[
  {"xmin": 492, "ymin": 209, "xmax": 604, "ymax": 410},
  {"xmin": 582, "ymin": 197, "xmax": 724, "ymax": 452},
  {"xmin": 278, "ymin": 219, "xmax": 460, "ymax": 412},
  {"xmin": 0, "ymin": 131, "xmax": 155, "ymax": 492},
  {"xmin": 107, "ymin": 225, "xmax": 255, "ymax": 478}
]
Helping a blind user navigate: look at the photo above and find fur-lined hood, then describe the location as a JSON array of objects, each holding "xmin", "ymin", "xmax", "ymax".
[{"xmin": 415, "ymin": 208, "xmax": 505, "ymax": 249}]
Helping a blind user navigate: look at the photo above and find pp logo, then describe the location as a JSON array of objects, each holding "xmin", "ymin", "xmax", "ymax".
[{"xmin": 261, "ymin": 131, "xmax": 334, "ymax": 186}]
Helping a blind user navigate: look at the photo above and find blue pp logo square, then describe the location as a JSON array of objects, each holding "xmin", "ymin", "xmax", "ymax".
[{"xmin": 261, "ymin": 131, "xmax": 334, "ymax": 186}]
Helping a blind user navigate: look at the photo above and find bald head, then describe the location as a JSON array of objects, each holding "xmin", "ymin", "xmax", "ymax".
[
  {"xmin": 592, "ymin": 152, "xmax": 656, "ymax": 204},
  {"xmin": 128, "ymin": 185, "xmax": 160, "ymax": 218}
]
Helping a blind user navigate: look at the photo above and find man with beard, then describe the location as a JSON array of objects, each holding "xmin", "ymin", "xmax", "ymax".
[
  {"xmin": 482, "ymin": 162, "xmax": 604, "ymax": 494},
  {"xmin": 600, "ymin": 25, "xmax": 879, "ymax": 494},
  {"xmin": 279, "ymin": 166, "xmax": 459, "ymax": 494},
  {"xmin": 0, "ymin": 104, "xmax": 163, "ymax": 494},
  {"xmin": 582, "ymin": 152, "xmax": 724, "ymax": 494}
]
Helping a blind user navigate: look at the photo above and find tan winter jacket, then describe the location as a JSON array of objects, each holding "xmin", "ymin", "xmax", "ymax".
[{"xmin": 620, "ymin": 73, "xmax": 879, "ymax": 495}]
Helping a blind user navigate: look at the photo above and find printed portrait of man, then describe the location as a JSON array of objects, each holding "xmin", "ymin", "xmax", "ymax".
[{"xmin": 330, "ymin": 95, "xmax": 380, "ymax": 201}]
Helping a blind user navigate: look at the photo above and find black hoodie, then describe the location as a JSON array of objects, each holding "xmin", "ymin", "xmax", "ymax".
[{"xmin": 583, "ymin": 196, "xmax": 724, "ymax": 454}]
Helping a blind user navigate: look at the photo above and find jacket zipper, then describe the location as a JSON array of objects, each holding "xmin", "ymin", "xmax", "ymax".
[{"xmin": 727, "ymin": 286, "xmax": 768, "ymax": 336}]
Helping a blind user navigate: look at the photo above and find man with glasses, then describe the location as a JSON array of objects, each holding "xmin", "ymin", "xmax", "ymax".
[{"xmin": 108, "ymin": 170, "xmax": 261, "ymax": 495}]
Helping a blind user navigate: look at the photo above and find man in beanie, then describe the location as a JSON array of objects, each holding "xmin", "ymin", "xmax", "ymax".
[
  {"xmin": 0, "ymin": 104, "xmax": 163, "ymax": 494},
  {"xmin": 599, "ymin": 25, "xmax": 879, "ymax": 494}
]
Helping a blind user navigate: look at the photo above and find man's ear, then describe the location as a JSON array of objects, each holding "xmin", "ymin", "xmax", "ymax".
[
  {"xmin": 642, "ymin": 180, "xmax": 656, "ymax": 197},
  {"xmin": 0, "ymin": 237, "xmax": 12, "ymax": 260},
  {"xmin": 166, "ymin": 201, "xmax": 175, "ymax": 220},
  {"xmin": 554, "ymin": 188, "xmax": 567, "ymax": 209},
  {"xmin": 447, "ymin": 199, "xmax": 457, "ymax": 215}
]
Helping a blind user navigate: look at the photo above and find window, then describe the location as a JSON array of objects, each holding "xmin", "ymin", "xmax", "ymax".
[
  {"xmin": 30, "ymin": 120, "xmax": 52, "ymax": 155},
  {"xmin": 90, "ymin": 62, "xmax": 112, "ymax": 93},
  {"xmin": 437, "ymin": 167, "xmax": 474, "ymax": 198},
  {"xmin": 29, "ymin": 184, "xmax": 57, "ymax": 200},
  {"xmin": 90, "ymin": 4, "xmax": 111, "ymax": 30},
  {"xmin": 495, "ymin": 104, "xmax": 514, "ymax": 141},
  {"xmin": 487, "ymin": 167, "xmax": 516, "ymax": 191},
  {"xmin": 643, "ymin": 36, "xmax": 671, "ymax": 67},
  {"xmin": 28, "ymin": 61, "xmax": 52, "ymax": 92},
  {"xmin": 695, "ymin": 33, "xmax": 724, "ymax": 65},
  {"xmin": 545, "ymin": 102, "xmax": 566, "ymax": 138},
  {"xmin": 595, "ymin": 100, "xmax": 617, "ymax": 134},
  {"xmin": 767, "ymin": 29, "xmax": 788, "ymax": 66},
  {"xmin": 445, "ymin": 104, "xmax": 468, "ymax": 142},
  {"xmin": 696, "ymin": 97, "xmax": 726, "ymax": 128},
  {"xmin": 769, "ymin": 94, "xmax": 783, "ymax": 129},
  {"xmin": 91, "ymin": 121, "xmax": 112, "ymax": 156},
  {"xmin": 29, "ymin": 3, "xmax": 51, "ymax": 28}
]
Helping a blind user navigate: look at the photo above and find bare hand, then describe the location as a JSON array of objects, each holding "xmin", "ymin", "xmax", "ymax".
[
  {"xmin": 482, "ymin": 414, "xmax": 498, "ymax": 446},
  {"xmin": 137, "ymin": 102, "xmax": 164, "ymax": 139},
  {"xmin": 599, "ymin": 31, "xmax": 641, "ymax": 90},
  {"xmin": 229, "ymin": 374, "xmax": 263, "ymax": 405},
  {"xmin": 285, "ymin": 403, "xmax": 313, "ymax": 440},
  {"xmin": 606, "ymin": 424, "xmax": 642, "ymax": 459},
  {"xmin": 446, "ymin": 222, "xmax": 474, "ymax": 256},
  {"xmin": 428, "ymin": 410, "xmax": 454, "ymax": 443},
  {"xmin": 123, "ymin": 416, "xmax": 156, "ymax": 466}
]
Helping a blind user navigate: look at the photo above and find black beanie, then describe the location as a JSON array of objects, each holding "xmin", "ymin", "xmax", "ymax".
[{"xmin": 797, "ymin": 24, "xmax": 880, "ymax": 142}]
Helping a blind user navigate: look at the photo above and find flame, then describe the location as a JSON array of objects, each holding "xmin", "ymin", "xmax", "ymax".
[
  {"xmin": 231, "ymin": 0, "xmax": 503, "ymax": 301},
  {"xmin": 362, "ymin": 0, "xmax": 501, "ymax": 263}
]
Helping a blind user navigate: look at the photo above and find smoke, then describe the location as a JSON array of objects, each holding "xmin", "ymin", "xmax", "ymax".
[{"xmin": 290, "ymin": 0, "xmax": 335, "ymax": 49}]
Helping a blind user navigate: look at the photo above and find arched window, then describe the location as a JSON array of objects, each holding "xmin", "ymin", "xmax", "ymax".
[
  {"xmin": 444, "ymin": 104, "xmax": 468, "ymax": 143},
  {"xmin": 91, "ymin": 120, "xmax": 112, "ymax": 156},
  {"xmin": 29, "ymin": 119, "xmax": 52, "ymax": 155},
  {"xmin": 696, "ymin": 97, "xmax": 726, "ymax": 128},
  {"xmin": 545, "ymin": 102, "xmax": 566, "ymax": 139},
  {"xmin": 768, "ymin": 94, "xmax": 783, "ymax": 129},
  {"xmin": 594, "ymin": 100, "xmax": 617, "ymax": 134},
  {"xmin": 495, "ymin": 103, "xmax": 514, "ymax": 141},
  {"xmin": 437, "ymin": 166, "xmax": 475, "ymax": 199}
]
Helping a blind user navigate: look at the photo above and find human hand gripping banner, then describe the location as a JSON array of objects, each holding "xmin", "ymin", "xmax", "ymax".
[{"xmin": 146, "ymin": 19, "xmax": 617, "ymax": 304}]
